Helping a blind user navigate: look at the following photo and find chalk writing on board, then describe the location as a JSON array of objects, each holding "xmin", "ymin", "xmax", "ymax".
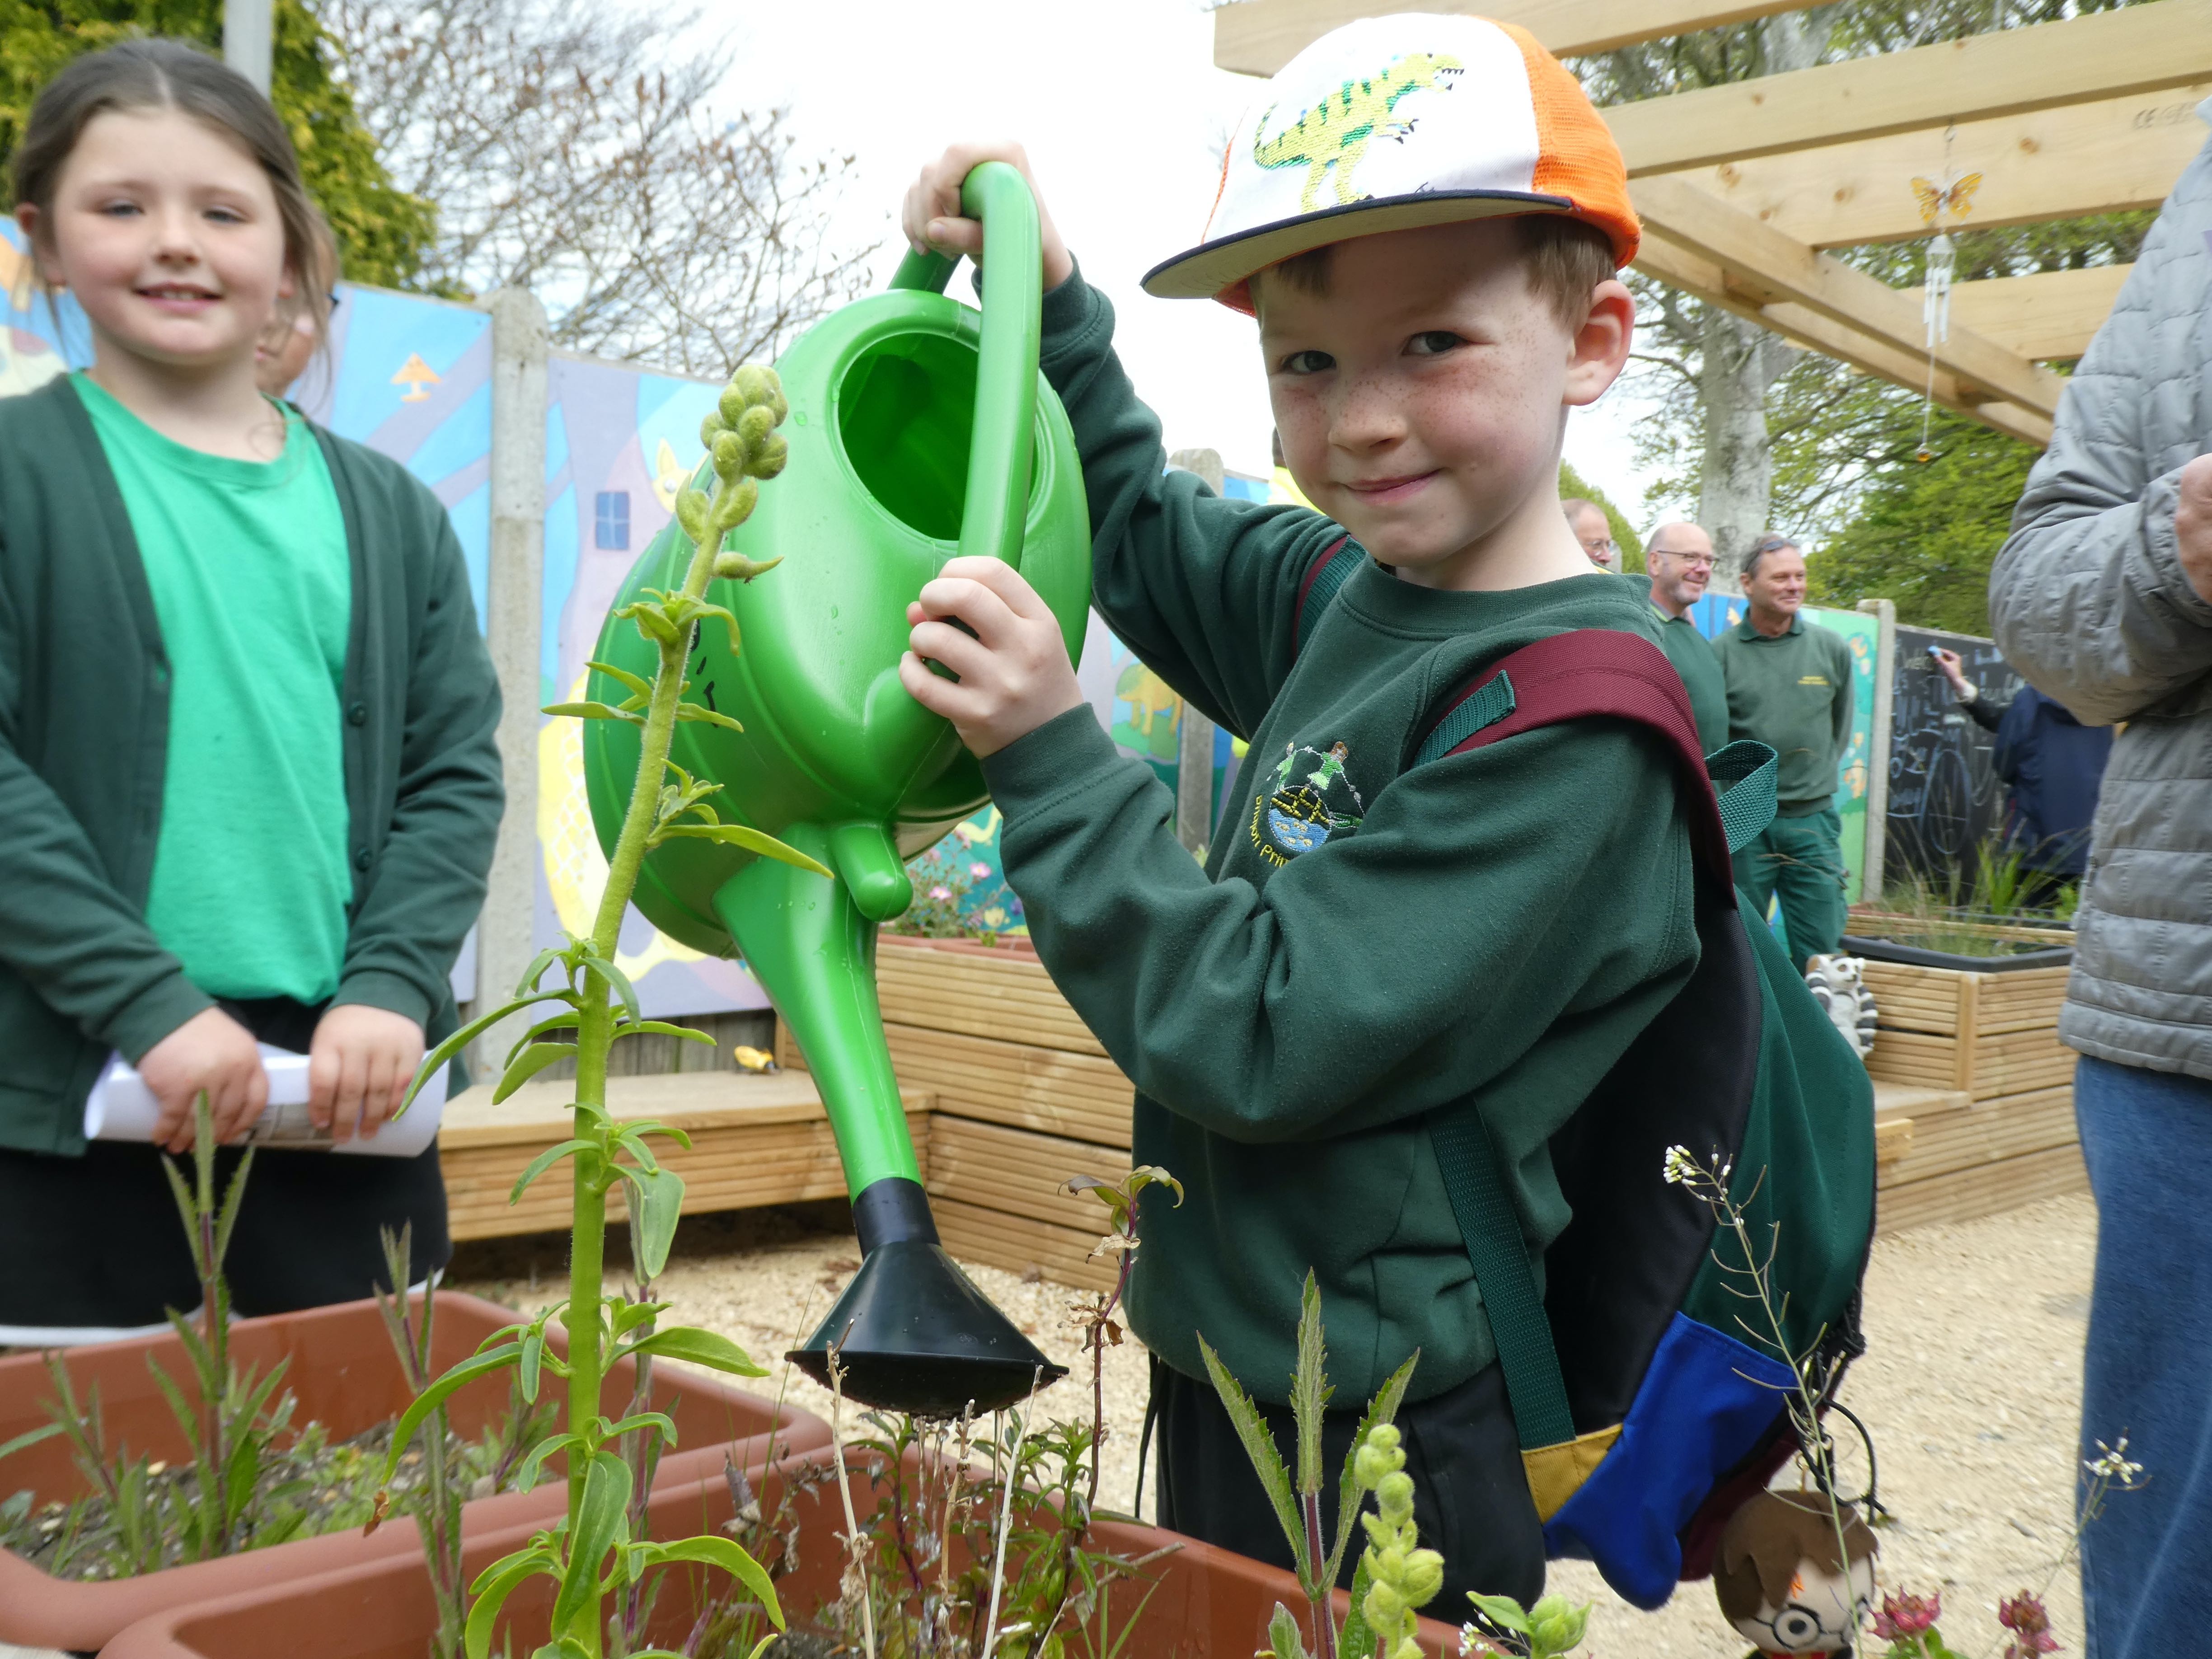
[{"xmin": 1887, "ymin": 627, "xmax": 2020, "ymax": 879}]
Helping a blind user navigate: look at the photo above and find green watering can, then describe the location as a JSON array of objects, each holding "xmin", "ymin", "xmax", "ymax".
[{"xmin": 583, "ymin": 164, "xmax": 1089, "ymax": 1415}]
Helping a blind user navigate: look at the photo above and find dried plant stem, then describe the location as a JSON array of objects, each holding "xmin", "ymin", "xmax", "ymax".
[
  {"xmin": 981, "ymin": 1368, "xmax": 1045, "ymax": 1658},
  {"xmin": 826, "ymin": 1348, "xmax": 877, "ymax": 1659}
]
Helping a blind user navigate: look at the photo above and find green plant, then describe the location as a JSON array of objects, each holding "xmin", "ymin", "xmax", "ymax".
[
  {"xmin": 1198, "ymin": 1275, "xmax": 1418, "ymax": 1659},
  {"xmin": 0, "ymin": 1097, "xmax": 317, "ymax": 1573},
  {"xmin": 373, "ymin": 362, "xmax": 824, "ymax": 1658},
  {"xmin": 885, "ymin": 844, "xmax": 1017, "ymax": 943},
  {"xmin": 375, "ymin": 1223, "xmax": 463, "ymax": 1655}
]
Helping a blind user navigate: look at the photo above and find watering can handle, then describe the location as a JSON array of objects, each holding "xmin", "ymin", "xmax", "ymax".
[{"xmin": 886, "ymin": 162, "xmax": 1042, "ymax": 574}]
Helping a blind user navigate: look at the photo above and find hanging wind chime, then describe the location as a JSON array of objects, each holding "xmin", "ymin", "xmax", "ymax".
[{"xmin": 1910, "ymin": 130, "xmax": 1983, "ymax": 462}]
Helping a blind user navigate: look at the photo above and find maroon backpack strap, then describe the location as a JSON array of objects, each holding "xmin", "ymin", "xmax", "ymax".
[
  {"xmin": 1292, "ymin": 534, "xmax": 1357, "ymax": 654},
  {"xmin": 1424, "ymin": 629, "xmax": 1738, "ymax": 895}
]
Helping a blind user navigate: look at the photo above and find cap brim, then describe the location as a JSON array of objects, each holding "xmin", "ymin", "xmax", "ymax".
[{"xmin": 1141, "ymin": 189, "xmax": 1575, "ymax": 301}]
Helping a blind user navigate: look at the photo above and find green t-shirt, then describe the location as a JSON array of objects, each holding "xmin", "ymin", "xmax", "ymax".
[{"xmin": 76, "ymin": 375, "xmax": 353, "ymax": 1003}]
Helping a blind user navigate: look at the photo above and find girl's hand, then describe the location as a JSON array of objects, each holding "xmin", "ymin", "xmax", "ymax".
[
  {"xmin": 1931, "ymin": 647, "xmax": 1972, "ymax": 695},
  {"xmin": 899, "ymin": 556, "xmax": 1084, "ymax": 758},
  {"xmin": 139, "ymin": 1007, "xmax": 267, "ymax": 1152},
  {"xmin": 309, "ymin": 1003, "xmax": 426, "ymax": 1143},
  {"xmin": 901, "ymin": 141, "xmax": 1074, "ymax": 291}
]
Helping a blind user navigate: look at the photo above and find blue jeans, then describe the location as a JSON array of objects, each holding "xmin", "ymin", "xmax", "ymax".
[{"xmin": 2074, "ymin": 1055, "xmax": 2212, "ymax": 1659}]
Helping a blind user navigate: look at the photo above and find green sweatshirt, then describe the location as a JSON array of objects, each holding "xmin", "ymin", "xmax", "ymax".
[
  {"xmin": 979, "ymin": 272, "xmax": 1701, "ymax": 1407},
  {"xmin": 1712, "ymin": 613, "xmax": 1854, "ymax": 812},
  {"xmin": 0, "ymin": 376, "xmax": 503, "ymax": 1156},
  {"xmin": 1647, "ymin": 596, "xmax": 1730, "ymax": 757}
]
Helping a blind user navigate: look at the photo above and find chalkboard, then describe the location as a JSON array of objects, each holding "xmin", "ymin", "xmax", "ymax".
[{"xmin": 1886, "ymin": 627, "xmax": 2022, "ymax": 882}]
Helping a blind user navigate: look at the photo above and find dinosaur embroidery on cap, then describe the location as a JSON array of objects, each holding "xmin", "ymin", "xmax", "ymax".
[
  {"xmin": 1252, "ymin": 740, "xmax": 1366, "ymax": 865},
  {"xmin": 1251, "ymin": 53, "xmax": 1466, "ymax": 211}
]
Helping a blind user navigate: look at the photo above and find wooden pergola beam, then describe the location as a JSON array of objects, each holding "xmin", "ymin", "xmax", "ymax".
[
  {"xmin": 1634, "ymin": 229, "xmax": 2055, "ymax": 446},
  {"xmin": 1912, "ymin": 265, "xmax": 2132, "ymax": 364},
  {"xmin": 1213, "ymin": 0, "xmax": 1814, "ymax": 76},
  {"xmin": 1632, "ymin": 175, "xmax": 2069, "ymax": 416},
  {"xmin": 1607, "ymin": 0, "xmax": 2212, "ymax": 175},
  {"xmin": 1672, "ymin": 83, "xmax": 2209, "ymax": 249}
]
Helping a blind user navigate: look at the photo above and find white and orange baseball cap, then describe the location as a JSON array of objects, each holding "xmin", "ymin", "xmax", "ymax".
[{"xmin": 1143, "ymin": 13, "xmax": 1638, "ymax": 314}]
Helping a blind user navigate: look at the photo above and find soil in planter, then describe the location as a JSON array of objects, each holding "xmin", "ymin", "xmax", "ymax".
[{"xmin": 0, "ymin": 1398, "xmax": 553, "ymax": 1582}]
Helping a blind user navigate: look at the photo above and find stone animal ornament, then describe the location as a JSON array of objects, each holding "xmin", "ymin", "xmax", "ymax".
[
  {"xmin": 1715, "ymin": 1489, "xmax": 1879, "ymax": 1658},
  {"xmin": 1804, "ymin": 954, "xmax": 1879, "ymax": 1059}
]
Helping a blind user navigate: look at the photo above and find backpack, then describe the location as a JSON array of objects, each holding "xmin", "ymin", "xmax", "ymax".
[{"xmin": 1294, "ymin": 545, "xmax": 1877, "ymax": 1610}]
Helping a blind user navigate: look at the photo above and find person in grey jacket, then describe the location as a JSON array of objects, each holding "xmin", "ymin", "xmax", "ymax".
[{"xmin": 1988, "ymin": 108, "xmax": 2212, "ymax": 1659}]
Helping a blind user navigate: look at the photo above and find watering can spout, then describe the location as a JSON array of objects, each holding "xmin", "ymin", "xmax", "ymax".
[{"xmin": 711, "ymin": 828, "xmax": 1067, "ymax": 1415}]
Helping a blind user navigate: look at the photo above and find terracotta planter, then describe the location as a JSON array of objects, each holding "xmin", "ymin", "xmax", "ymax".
[
  {"xmin": 0, "ymin": 1292, "xmax": 828, "ymax": 1652},
  {"xmin": 105, "ymin": 1445, "xmax": 1468, "ymax": 1658}
]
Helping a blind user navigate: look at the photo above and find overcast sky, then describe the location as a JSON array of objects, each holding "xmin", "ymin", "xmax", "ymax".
[{"xmin": 713, "ymin": 0, "xmax": 1666, "ymax": 516}]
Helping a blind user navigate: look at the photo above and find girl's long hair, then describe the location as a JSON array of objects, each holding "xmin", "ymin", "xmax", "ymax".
[{"xmin": 12, "ymin": 37, "xmax": 335, "ymax": 361}]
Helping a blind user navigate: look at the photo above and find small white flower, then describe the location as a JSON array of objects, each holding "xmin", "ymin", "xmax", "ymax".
[
  {"xmin": 1662, "ymin": 1145, "xmax": 1697, "ymax": 1186},
  {"xmin": 2087, "ymin": 1436, "xmax": 2144, "ymax": 1486}
]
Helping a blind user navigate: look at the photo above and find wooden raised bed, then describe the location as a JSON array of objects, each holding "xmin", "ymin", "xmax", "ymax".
[
  {"xmin": 779, "ymin": 934, "xmax": 1136, "ymax": 1290},
  {"xmin": 0, "ymin": 1293, "xmax": 825, "ymax": 1653},
  {"xmin": 1851, "ymin": 939, "xmax": 2087, "ymax": 1227},
  {"xmin": 439, "ymin": 1070, "xmax": 933, "ymax": 1242}
]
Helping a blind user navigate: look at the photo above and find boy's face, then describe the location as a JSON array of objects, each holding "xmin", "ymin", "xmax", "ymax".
[{"xmin": 1259, "ymin": 220, "xmax": 1626, "ymax": 589}]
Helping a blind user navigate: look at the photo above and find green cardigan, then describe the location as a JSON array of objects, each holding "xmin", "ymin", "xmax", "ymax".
[{"xmin": 0, "ymin": 376, "xmax": 504, "ymax": 1155}]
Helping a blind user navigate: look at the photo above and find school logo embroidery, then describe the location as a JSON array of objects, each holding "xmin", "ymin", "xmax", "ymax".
[
  {"xmin": 1799, "ymin": 675, "xmax": 1832, "ymax": 686},
  {"xmin": 1251, "ymin": 740, "xmax": 1366, "ymax": 866}
]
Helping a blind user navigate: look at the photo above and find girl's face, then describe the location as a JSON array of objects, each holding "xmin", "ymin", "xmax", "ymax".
[{"xmin": 21, "ymin": 106, "xmax": 292, "ymax": 376}]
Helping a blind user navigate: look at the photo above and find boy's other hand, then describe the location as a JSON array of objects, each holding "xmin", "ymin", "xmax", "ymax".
[
  {"xmin": 139, "ymin": 1006, "xmax": 267, "ymax": 1152},
  {"xmin": 309, "ymin": 1003, "xmax": 426, "ymax": 1143},
  {"xmin": 902, "ymin": 142, "xmax": 1074, "ymax": 291},
  {"xmin": 900, "ymin": 556, "xmax": 1084, "ymax": 758}
]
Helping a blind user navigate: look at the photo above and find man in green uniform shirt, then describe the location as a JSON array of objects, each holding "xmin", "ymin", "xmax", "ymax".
[
  {"xmin": 1644, "ymin": 522, "xmax": 1729, "ymax": 755},
  {"xmin": 1714, "ymin": 534, "xmax": 1855, "ymax": 970}
]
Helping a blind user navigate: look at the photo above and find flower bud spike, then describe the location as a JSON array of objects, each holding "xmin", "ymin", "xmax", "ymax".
[
  {"xmin": 731, "ymin": 364, "xmax": 777, "ymax": 410},
  {"xmin": 736, "ymin": 404, "xmax": 776, "ymax": 451},
  {"xmin": 674, "ymin": 490, "xmax": 710, "ymax": 546},
  {"xmin": 713, "ymin": 551, "xmax": 783, "ymax": 583},
  {"xmin": 714, "ymin": 478, "xmax": 759, "ymax": 532},
  {"xmin": 746, "ymin": 434, "xmax": 789, "ymax": 480}
]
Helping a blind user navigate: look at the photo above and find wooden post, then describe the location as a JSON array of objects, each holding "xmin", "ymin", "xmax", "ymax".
[
  {"xmin": 475, "ymin": 289, "xmax": 549, "ymax": 1079},
  {"xmin": 1858, "ymin": 598, "xmax": 1897, "ymax": 903}
]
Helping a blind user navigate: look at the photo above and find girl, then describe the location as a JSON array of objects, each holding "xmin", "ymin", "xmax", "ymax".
[{"xmin": 0, "ymin": 40, "xmax": 502, "ymax": 1340}]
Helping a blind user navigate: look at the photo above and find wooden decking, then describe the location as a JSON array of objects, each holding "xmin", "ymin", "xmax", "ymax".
[{"xmin": 438, "ymin": 1070, "xmax": 932, "ymax": 1242}]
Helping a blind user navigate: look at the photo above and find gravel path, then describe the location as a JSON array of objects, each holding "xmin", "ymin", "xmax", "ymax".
[{"xmin": 441, "ymin": 1189, "xmax": 2099, "ymax": 1656}]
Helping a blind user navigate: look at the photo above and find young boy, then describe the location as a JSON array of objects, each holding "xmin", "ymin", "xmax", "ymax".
[{"xmin": 896, "ymin": 16, "xmax": 1698, "ymax": 1604}]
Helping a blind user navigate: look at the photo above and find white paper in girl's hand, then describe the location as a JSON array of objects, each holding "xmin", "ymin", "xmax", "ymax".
[{"xmin": 82, "ymin": 1045, "xmax": 447, "ymax": 1158}]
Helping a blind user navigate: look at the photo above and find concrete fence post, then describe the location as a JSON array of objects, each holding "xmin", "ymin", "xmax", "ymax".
[{"xmin": 474, "ymin": 288, "xmax": 550, "ymax": 1079}]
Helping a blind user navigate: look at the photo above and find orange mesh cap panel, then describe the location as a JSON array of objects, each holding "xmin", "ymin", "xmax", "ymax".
[{"xmin": 1501, "ymin": 21, "xmax": 1641, "ymax": 267}]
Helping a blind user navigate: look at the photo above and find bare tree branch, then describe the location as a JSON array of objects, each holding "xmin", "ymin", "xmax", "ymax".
[{"xmin": 321, "ymin": 0, "xmax": 877, "ymax": 373}]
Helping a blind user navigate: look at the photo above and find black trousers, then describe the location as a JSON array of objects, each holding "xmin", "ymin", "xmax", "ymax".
[
  {"xmin": 0, "ymin": 996, "xmax": 450, "ymax": 1331},
  {"xmin": 1149, "ymin": 1354, "xmax": 1546, "ymax": 1609}
]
